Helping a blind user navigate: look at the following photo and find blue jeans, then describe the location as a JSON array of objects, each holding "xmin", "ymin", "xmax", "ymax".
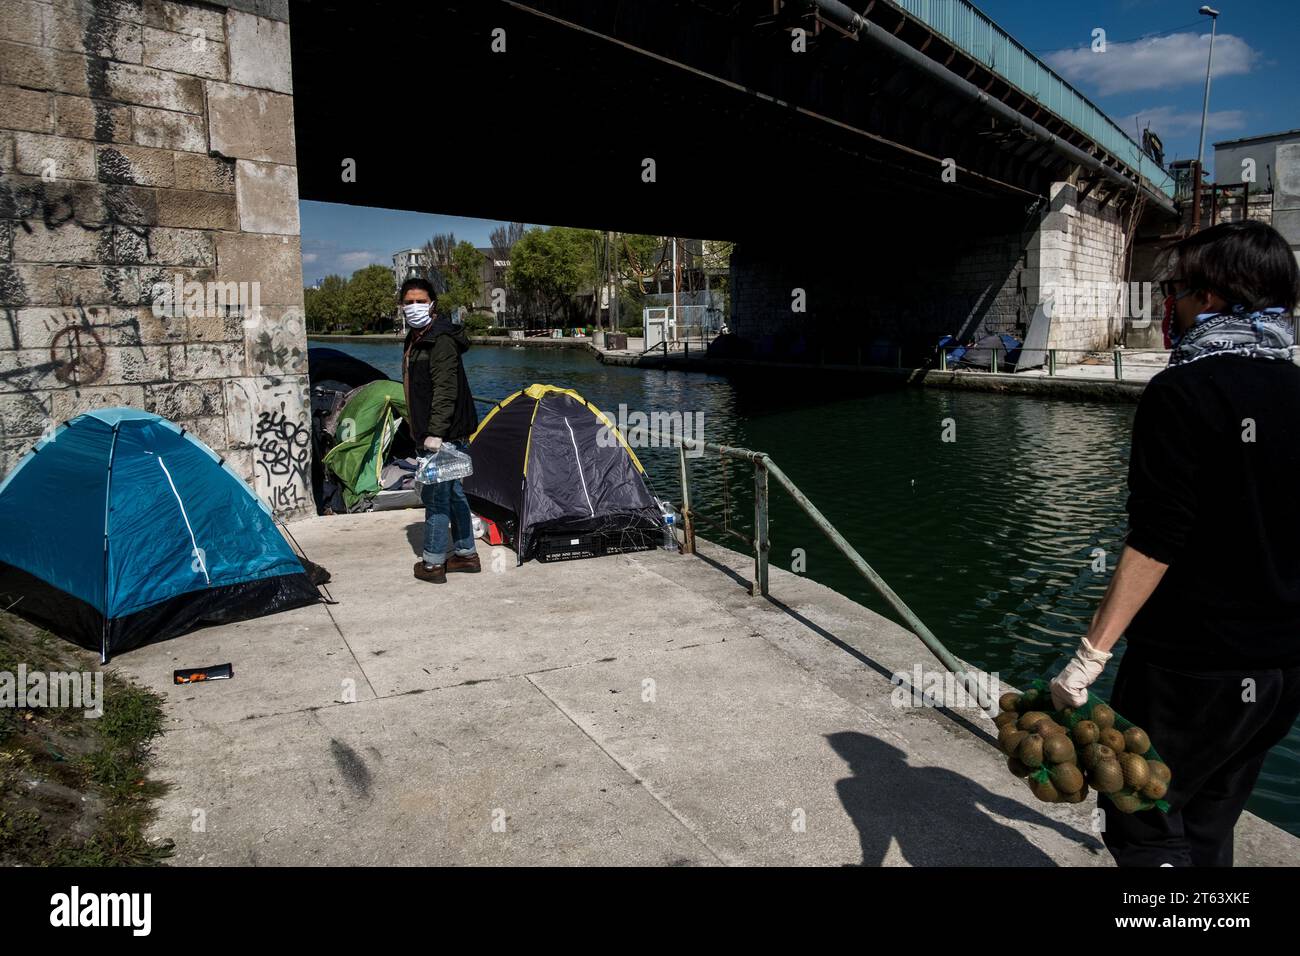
[{"xmin": 421, "ymin": 449, "xmax": 476, "ymax": 566}]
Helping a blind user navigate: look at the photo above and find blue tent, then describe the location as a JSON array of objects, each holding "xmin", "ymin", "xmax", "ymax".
[{"xmin": 0, "ymin": 408, "xmax": 319, "ymax": 660}]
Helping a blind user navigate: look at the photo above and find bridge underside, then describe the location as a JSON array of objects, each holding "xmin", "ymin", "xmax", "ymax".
[{"xmin": 291, "ymin": 0, "xmax": 1103, "ymax": 240}]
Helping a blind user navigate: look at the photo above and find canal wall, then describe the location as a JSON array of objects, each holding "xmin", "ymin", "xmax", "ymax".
[
  {"xmin": 0, "ymin": 0, "xmax": 312, "ymax": 516},
  {"xmin": 728, "ymin": 180, "xmax": 1131, "ymax": 359},
  {"xmin": 593, "ymin": 346, "xmax": 1150, "ymax": 404}
]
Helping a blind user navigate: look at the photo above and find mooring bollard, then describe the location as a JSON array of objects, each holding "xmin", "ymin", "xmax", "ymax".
[
  {"xmin": 991, "ymin": 348, "xmax": 999, "ymax": 374},
  {"xmin": 1048, "ymin": 349, "xmax": 1056, "ymax": 376},
  {"xmin": 1114, "ymin": 350, "xmax": 1123, "ymax": 381},
  {"xmin": 939, "ymin": 348, "xmax": 948, "ymax": 371}
]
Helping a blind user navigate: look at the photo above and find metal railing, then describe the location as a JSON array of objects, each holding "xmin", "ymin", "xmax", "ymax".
[
  {"xmin": 469, "ymin": 393, "xmax": 989, "ymax": 703},
  {"xmin": 936, "ymin": 346, "xmax": 1172, "ymax": 381},
  {"xmin": 624, "ymin": 427, "xmax": 985, "ymax": 702}
]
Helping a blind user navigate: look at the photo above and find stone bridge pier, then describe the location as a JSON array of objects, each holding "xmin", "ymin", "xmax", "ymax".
[
  {"xmin": 729, "ymin": 180, "xmax": 1139, "ymax": 363},
  {"xmin": 1, "ymin": 0, "xmax": 310, "ymax": 515}
]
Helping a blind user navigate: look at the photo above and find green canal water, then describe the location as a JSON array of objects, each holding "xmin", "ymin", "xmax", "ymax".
[{"xmin": 314, "ymin": 337, "xmax": 1300, "ymax": 837}]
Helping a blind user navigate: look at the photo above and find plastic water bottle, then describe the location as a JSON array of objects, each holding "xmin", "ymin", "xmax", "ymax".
[
  {"xmin": 656, "ymin": 498, "xmax": 677, "ymax": 551},
  {"xmin": 415, "ymin": 444, "xmax": 474, "ymax": 488}
]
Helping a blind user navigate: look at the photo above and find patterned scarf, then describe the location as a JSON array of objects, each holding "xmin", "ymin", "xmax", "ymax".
[{"xmin": 1168, "ymin": 306, "xmax": 1296, "ymax": 368}]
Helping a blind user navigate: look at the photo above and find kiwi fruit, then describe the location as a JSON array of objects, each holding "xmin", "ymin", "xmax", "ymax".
[
  {"xmin": 1020, "ymin": 688, "xmax": 1043, "ymax": 710},
  {"xmin": 1043, "ymin": 734, "xmax": 1076, "ymax": 765},
  {"xmin": 1118, "ymin": 752, "xmax": 1150, "ymax": 790},
  {"xmin": 999, "ymin": 727, "xmax": 1028, "ymax": 757},
  {"xmin": 1079, "ymin": 742, "xmax": 1114, "ymax": 770},
  {"xmin": 1099, "ymin": 727, "xmax": 1126, "ymax": 753},
  {"xmin": 1036, "ymin": 720, "xmax": 1067, "ymax": 737},
  {"xmin": 1072, "ymin": 720, "xmax": 1100, "ymax": 747},
  {"xmin": 999, "ymin": 692, "xmax": 1021, "ymax": 713},
  {"xmin": 1007, "ymin": 756, "xmax": 1033, "ymax": 778},
  {"xmin": 1028, "ymin": 777, "xmax": 1060, "ymax": 803},
  {"xmin": 1124, "ymin": 727, "xmax": 1151, "ymax": 756},
  {"xmin": 1090, "ymin": 757, "xmax": 1125, "ymax": 794},
  {"xmin": 1147, "ymin": 761, "xmax": 1172, "ymax": 785},
  {"xmin": 1018, "ymin": 711, "xmax": 1051, "ymax": 732},
  {"xmin": 1108, "ymin": 791, "xmax": 1144, "ymax": 814},
  {"xmin": 1049, "ymin": 762, "xmax": 1085, "ymax": 794},
  {"xmin": 1140, "ymin": 776, "xmax": 1168, "ymax": 801},
  {"xmin": 994, "ymin": 710, "xmax": 1020, "ymax": 730},
  {"xmin": 1018, "ymin": 734, "xmax": 1045, "ymax": 769},
  {"xmin": 1060, "ymin": 781, "xmax": 1091, "ymax": 804},
  {"xmin": 1090, "ymin": 703, "xmax": 1116, "ymax": 729}
]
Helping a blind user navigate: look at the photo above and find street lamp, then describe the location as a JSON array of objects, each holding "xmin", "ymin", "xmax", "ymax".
[{"xmin": 1196, "ymin": 5, "xmax": 1220, "ymax": 170}]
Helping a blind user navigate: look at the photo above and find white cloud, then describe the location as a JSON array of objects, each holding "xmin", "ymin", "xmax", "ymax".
[
  {"xmin": 301, "ymin": 251, "xmax": 319, "ymax": 264},
  {"xmin": 1116, "ymin": 105, "xmax": 1247, "ymax": 138},
  {"xmin": 1045, "ymin": 31, "xmax": 1259, "ymax": 96},
  {"xmin": 337, "ymin": 250, "xmax": 384, "ymax": 270}
]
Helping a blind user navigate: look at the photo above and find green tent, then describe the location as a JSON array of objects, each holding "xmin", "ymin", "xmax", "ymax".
[{"xmin": 321, "ymin": 381, "xmax": 409, "ymax": 509}]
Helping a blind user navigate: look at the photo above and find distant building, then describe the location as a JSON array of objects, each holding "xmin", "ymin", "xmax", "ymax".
[
  {"xmin": 1214, "ymin": 129, "xmax": 1300, "ymax": 194},
  {"xmin": 392, "ymin": 248, "xmax": 424, "ymax": 292},
  {"xmin": 475, "ymin": 247, "xmax": 509, "ymax": 315},
  {"xmin": 391, "ymin": 248, "xmax": 447, "ymax": 295}
]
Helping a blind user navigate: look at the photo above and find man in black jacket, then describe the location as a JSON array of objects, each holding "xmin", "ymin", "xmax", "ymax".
[
  {"xmin": 399, "ymin": 279, "xmax": 480, "ymax": 583},
  {"xmin": 1050, "ymin": 221, "xmax": 1300, "ymax": 866}
]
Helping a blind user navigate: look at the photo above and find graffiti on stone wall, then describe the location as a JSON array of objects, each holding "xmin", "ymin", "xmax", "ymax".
[
  {"xmin": 255, "ymin": 409, "xmax": 310, "ymax": 511},
  {"xmin": 0, "ymin": 301, "xmax": 156, "ymax": 392},
  {"xmin": 2, "ymin": 177, "xmax": 154, "ymax": 262}
]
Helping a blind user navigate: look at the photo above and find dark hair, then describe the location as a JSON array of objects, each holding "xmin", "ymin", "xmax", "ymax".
[
  {"xmin": 398, "ymin": 277, "xmax": 435, "ymax": 302},
  {"xmin": 1169, "ymin": 221, "xmax": 1299, "ymax": 313}
]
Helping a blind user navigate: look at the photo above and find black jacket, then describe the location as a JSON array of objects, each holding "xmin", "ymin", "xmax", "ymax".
[
  {"xmin": 403, "ymin": 317, "xmax": 478, "ymax": 444},
  {"xmin": 1125, "ymin": 354, "xmax": 1300, "ymax": 668}
]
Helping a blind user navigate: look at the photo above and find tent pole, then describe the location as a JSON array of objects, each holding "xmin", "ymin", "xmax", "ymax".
[{"xmin": 100, "ymin": 423, "xmax": 121, "ymax": 664}]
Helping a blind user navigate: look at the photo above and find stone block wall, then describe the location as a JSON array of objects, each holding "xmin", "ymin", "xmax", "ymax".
[
  {"xmin": 0, "ymin": 0, "xmax": 310, "ymax": 515},
  {"xmin": 1023, "ymin": 181, "xmax": 1129, "ymax": 357}
]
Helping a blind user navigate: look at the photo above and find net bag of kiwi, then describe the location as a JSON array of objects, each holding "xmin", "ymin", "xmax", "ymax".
[{"xmin": 993, "ymin": 680, "xmax": 1171, "ymax": 813}]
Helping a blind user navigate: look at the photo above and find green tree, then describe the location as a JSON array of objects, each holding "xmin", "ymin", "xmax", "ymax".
[
  {"xmin": 436, "ymin": 241, "xmax": 485, "ymax": 317},
  {"xmin": 343, "ymin": 264, "xmax": 397, "ymax": 333},
  {"xmin": 306, "ymin": 274, "xmax": 347, "ymax": 332},
  {"xmin": 508, "ymin": 225, "xmax": 598, "ymax": 325}
]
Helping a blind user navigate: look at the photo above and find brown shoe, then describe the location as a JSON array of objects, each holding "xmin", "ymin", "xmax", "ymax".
[
  {"xmin": 445, "ymin": 552, "xmax": 481, "ymax": 573},
  {"xmin": 413, "ymin": 560, "xmax": 446, "ymax": 583}
]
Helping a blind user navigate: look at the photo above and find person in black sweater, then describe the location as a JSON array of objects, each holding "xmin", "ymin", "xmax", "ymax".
[
  {"xmin": 1050, "ymin": 221, "xmax": 1300, "ymax": 866},
  {"xmin": 399, "ymin": 279, "xmax": 480, "ymax": 584}
]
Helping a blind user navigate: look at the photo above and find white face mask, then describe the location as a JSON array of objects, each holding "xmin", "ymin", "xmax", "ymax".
[{"xmin": 403, "ymin": 302, "xmax": 432, "ymax": 327}]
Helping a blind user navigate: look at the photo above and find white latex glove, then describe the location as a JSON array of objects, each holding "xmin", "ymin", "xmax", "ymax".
[
  {"xmin": 1050, "ymin": 637, "xmax": 1113, "ymax": 710},
  {"xmin": 423, "ymin": 436, "xmax": 442, "ymax": 453}
]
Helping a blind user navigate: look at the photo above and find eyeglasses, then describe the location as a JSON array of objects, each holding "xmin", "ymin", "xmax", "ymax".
[{"xmin": 1159, "ymin": 278, "xmax": 1196, "ymax": 300}]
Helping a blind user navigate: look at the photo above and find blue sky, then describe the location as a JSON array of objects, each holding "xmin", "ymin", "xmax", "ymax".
[
  {"xmin": 300, "ymin": 0, "xmax": 1295, "ymax": 285},
  {"xmin": 299, "ymin": 205, "xmax": 528, "ymax": 287},
  {"xmin": 981, "ymin": 0, "xmax": 1296, "ymax": 167}
]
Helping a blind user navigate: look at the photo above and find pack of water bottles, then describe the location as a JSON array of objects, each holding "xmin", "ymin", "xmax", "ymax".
[{"xmin": 414, "ymin": 444, "xmax": 474, "ymax": 489}]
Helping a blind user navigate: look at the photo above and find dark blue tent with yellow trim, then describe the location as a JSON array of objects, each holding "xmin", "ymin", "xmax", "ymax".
[
  {"xmin": 0, "ymin": 408, "xmax": 320, "ymax": 660},
  {"xmin": 463, "ymin": 384, "xmax": 663, "ymax": 564}
]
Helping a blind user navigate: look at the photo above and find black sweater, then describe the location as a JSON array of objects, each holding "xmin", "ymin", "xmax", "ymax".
[{"xmin": 1125, "ymin": 354, "xmax": 1300, "ymax": 668}]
